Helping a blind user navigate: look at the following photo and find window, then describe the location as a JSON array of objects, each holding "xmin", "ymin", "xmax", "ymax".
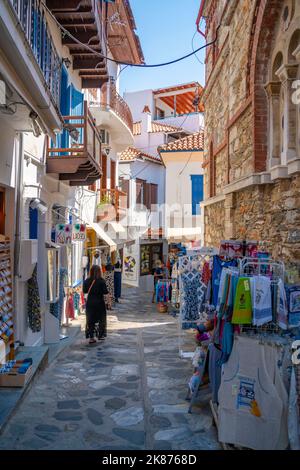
[
  {"xmin": 110, "ymin": 160, "xmax": 116, "ymax": 189},
  {"xmin": 136, "ymin": 178, "xmax": 146, "ymax": 204},
  {"xmin": 140, "ymin": 243, "xmax": 163, "ymax": 276},
  {"xmin": 191, "ymin": 175, "xmax": 204, "ymax": 215},
  {"xmin": 156, "ymin": 108, "xmax": 165, "ymax": 119},
  {"xmin": 150, "ymin": 184, "xmax": 158, "ymax": 208},
  {"xmin": 119, "ymin": 178, "xmax": 130, "ymax": 208}
]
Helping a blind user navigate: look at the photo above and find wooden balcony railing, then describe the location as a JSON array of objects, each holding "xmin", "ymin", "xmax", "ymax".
[
  {"xmin": 97, "ymin": 189, "xmax": 127, "ymax": 222},
  {"xmin": 46, "ymin": 102, "xmax": 102, "ymax": 186},
  {"xmin": 87, "ymin": 82, "xmax": 134, "ymax": 133}
]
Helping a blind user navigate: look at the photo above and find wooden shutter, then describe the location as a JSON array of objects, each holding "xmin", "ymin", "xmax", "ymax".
[
  {"xmin": 101, "ymin": 154, "xmax": 107, "ymax": 189},
  {"xmin": 150, "ymin": 184, "xmax": 158, "ymax": 206},
  {"xmin": 136, "ymin": 179, "xmax": 144, "ymax": 204},
  {"xmin": 110, "ymin": 160, "xmax": 116, "ymax": 189},
  {"xmin": 120, "ymin": 178, "xmax": 130, "ymax": 208},
  {"xmin": 143, "ymin": 182, "xmax": 151, "ymax": 210}
]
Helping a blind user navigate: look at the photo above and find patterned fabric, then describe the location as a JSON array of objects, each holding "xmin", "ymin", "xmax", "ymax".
[
  {"xmin": 27, "ymin": 265, "xmax": 41, "ymax": 332},
  {"xmin": 104, "ymin": 271, "xmax": 114, "ymax": 310},
  {"xmin": 66, "ymin": 294, "xmax": 75, "ymax": 320},
  {"xmin": 201, "ymin": 261, "xmax": 211, "ymax": 285},
  {"xmin": 181, "ymin": 271, "xmax": 203, "ymax": 322},
  {"xmin": 50, "ymin": 267, "xmax": 67, "ymax": 321}
]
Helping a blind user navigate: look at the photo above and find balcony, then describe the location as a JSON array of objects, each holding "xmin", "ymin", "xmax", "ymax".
[
  {"xmin": 46, "ymin": 102, "xmax": 102, "ymax": 186},
  {"xmin": 46, "ymin": 0, "xmax": 108, "ymax": 88},
  {"xmin": 86, "ymin": 83, "xmax": 134, "ymax": 150},
  {"xmin": 0, "ymin": 0, "xmax": 62, "ymax": 132},
  {"xmin": 97, "ymin": 189, "xmax": 127, "ymax": 222}
]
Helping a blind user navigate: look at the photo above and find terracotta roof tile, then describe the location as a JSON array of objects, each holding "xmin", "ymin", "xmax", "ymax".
[
  {"xmin": 133, "ymin": 121, "xmax": 141, "ymax": 135},
  {"xmin": 133, "ymin": 120, "xmax": 184, "ymax": 136},
  {"xmin": 119, "ymin": 147, "xmax": 162, "ymax": 164},
  {"xmin": 159, "ymin": 132, "xmax": 204, "ymax": 152}
]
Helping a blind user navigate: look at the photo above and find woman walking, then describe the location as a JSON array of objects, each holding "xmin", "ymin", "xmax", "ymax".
[{"xmin": 83, "ymin": 265, "xmax": 108, "ymax": 344}]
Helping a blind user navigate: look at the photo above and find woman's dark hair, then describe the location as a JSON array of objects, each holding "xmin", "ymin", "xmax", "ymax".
[{"xmin": 90, "ymin": 264, "xmax": 102, "ymax": 279}]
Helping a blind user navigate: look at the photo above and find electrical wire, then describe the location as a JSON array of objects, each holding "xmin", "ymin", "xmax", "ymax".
[
  {"xmin": 41, "ymin": 1, "xmax": 219, "ymax": 68},
  {"xmin": 192, "ymin": 30, "xmax": 204, "ymax": 66}
]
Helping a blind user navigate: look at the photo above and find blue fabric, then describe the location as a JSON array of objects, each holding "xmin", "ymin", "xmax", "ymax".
[
  {"xmin": 286, "ymin": 285, "xmax": 300, "ymax": 328},
  {"xmin": 114, "ymin": 271, "xmax": 122, "ymax": 300},
  {"xmin": 181, "ymin": 271, "xmax": 203, "ymax": 322},
  {"xmin": 211, "ymin": 256, "xmax": 238, "ymax": 307},
  {"xmin": 219, "ymin": 322, "xmax": 234, "ymax": 364}
]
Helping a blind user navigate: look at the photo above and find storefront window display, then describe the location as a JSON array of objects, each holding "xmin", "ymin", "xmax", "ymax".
[{"xmin": 140, "ymin": 244, "xmax": 163, "ymax": 276}]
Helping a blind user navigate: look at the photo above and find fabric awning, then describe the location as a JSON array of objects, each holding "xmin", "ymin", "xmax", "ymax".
[
  {"xmin": 108, "ymin": 221, "xmax": 126, "ymax": 234},
  {"xmin": 88, "ymin": 223, "xmax": 117, "ymax": 253}
]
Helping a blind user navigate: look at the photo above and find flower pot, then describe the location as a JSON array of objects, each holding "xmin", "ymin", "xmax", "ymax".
[{"xmin": 157, "ymin": 302, "xmax": 168, "ymax": 314}]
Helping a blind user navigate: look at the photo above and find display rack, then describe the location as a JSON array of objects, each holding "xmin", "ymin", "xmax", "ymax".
[
  {"xmin": 178, "ymin": 248, "xmax": 218, "ymax": 358},
  {"xmin": 0, "ymin": 235, "xmax": 15, "ymax": 362}
]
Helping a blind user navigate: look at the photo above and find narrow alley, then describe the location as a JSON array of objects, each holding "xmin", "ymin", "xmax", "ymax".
[{"xmin": 0, "ymin": 288, "xmax": 219, "ymax": 451}]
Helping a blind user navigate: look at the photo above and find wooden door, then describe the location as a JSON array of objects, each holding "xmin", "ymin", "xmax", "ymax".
[
  {"xmin": 102, "ymin": 153, "xmax": 107, "ymax": 189},
  {"xmin": 110, "ymin": 160, "xmax": 116, "ymax": 189}
]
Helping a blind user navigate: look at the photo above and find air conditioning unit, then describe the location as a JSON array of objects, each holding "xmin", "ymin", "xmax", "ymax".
[{"xmin": 100, "ymin": 129, "xmax": 110, "ymax": 145}]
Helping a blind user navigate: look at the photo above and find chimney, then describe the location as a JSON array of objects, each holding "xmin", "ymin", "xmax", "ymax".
[{"xmin": 141, "ymin": 105, "xmax": 152, "ymax": 133}]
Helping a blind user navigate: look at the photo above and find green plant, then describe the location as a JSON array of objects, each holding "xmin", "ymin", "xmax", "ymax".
[{"xmin": 97, "ymin": 194, "xmax": 112, "ymax": 207}]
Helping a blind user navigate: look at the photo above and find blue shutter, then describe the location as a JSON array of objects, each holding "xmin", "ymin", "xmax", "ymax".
[
  {"xmin": 190, "ymin": 175, "xmax": 204, "ymax": 216},
  {"xmin": 29, "ymin": 207, "xmax": 38, "ymax": 239},
  {"xmin": 59, "ymin": 65, "xmax": 71, "ymax": 150},
  {"xmin": 70, "ymin": 84, "xmax": 84, "ymax": 144}
]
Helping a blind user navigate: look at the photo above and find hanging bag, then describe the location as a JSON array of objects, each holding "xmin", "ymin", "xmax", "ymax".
[{"xmin": 84, "ymin": 279, "xmax": 96, "ymax": 302}]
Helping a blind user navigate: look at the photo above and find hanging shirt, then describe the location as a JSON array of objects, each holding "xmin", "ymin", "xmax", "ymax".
[{"xmin": 211, "ymin": 256, "xmax": 238, "ymax": 307}]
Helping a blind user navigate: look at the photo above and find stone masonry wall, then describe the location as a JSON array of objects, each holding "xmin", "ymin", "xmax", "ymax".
[
  {"xmin": 232, "ymin": 175, "xmax": 300, "ymax": 262},
  {"xmin": 204, "ymin": 200, "xmax": 225, "ymax": 248},
  {"xmin": 228, "ymin": 105, "xmax": 254, "ymax": 181}
]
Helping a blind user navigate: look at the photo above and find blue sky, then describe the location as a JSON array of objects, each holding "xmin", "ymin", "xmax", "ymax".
[{"xmin": 119, "ymin": 0, "xmax": 206, "ymax": 95}]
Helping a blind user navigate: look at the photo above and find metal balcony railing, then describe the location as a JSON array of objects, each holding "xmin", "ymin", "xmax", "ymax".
[
  {"xmin": 86, "ymin": 82, "xmax": 134, "ymax": 133},
  {"xmin": 9, "ymin": 0, "xmax": 61, "ymax": 107}
]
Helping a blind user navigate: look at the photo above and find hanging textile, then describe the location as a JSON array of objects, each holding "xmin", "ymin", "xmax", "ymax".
[
  {"xmin": 104, "ymin": 270, "xmax": 114, "ymax": 310},
  {"xmin": 66, "ymin": 293, "xmax": 75, "ymax": 320},
  {"xmin": 27, "ymin": 265, "xmax": 41, "ymax": 333},
  {"xmin": 231, "ymin": 277, "xmax": 252, "ymax": 324},
  {"xmin": 211, "ymin": 256, "xmax": 238, "ymax": 307},
  {"xmin": 286, "ymin": 285, "xmax": 300, "ymax": 328},
  {"xmin": 50, "ymin": 268, "xmax": 67, "ymax": 321},
  {"xmin": 156, "ymin": 280, "xmax": 171, "ymax": 303},
  {"xmin": 181, "ymin": 271, "xmax": 203, "ymax": 322},
  {"xmin": 250, "ymin": 276, "xmax": 272, "ymax": 326},
  {"xmin": 277, "ymin": 279, "xmax": 288, "ymax": 330}
]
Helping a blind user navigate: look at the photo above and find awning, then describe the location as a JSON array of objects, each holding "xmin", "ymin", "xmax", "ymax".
[
  {"xmin": 88, "ymin": 223, "xmax": 117, "ymax": 252},
  {"xmin": 108, "ymin": 221, "xmax": 126, "ymax": 234},
  {"xmin": 167, "ymin": 227, "xmax": 202, "ymax": 241}
]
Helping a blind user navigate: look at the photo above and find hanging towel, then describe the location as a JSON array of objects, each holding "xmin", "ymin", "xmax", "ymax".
[
  {"xmin": 219, "ymin": 322, "xmax": 234, "ymax": 364},
  {"xmin": 286, "ymin": 285, "xmax": 300, "ymax": 328},
  {"xmin": 27, "ymin": 265, "xmax": 41, "ymax": 332},
  {"xmin": 277, "ymin": 279, "xmax": 288, "ymax": 330},
  {"xmin": 231, "ymin": 277, "xmax": 252, "ymax": 324},
  {"xmin": 250, "ymin": 276, "xmax": 272, "ymax": 326}
]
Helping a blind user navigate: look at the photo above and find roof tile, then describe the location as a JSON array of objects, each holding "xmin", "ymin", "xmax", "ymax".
[{"xmin": 159, "ymin": 132, "xmax": 204, "ymax": 152}]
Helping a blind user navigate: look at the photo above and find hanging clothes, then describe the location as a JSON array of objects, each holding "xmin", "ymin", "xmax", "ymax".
[
  {"xmin": 277, "ymin": 279, "xmax": 288, "ymax": 330},
  {"xmin": 156, "ymin": 280, "xmax": 171, "ymax": 303},
  {"xmin": 218, "ymin": 336, "xmax": 286, "ymax": 450},
  {"xmin": 66, "ymin": 293, "xmax": 75, "ymax": 320},
  {"xmin": 250, "ymin": 276, "xmax": 272, "ymax": 326},
  {"xmin": 104, "ymin": 270, "xmax": 114, "ymax": 310},
  {"xmin": 286, "ymin": 285, "xmax": 300, "ymax": 328},
  {"xmin": 181, "ymin": 271, "xmax": 203, "ymax": 322},
  {"xmin": 231, "ymin": 277, "xmax": 252, "ymax": 324},
  {"xmin": 27, "ymin": 265, "xmax": 41, "ymax": 333},
  {"xmin": 50, "ymin": 267, "xmax": 67, "ymax": 321},
  {"xmin": 211, "ymin": 256, "xmax": 238, "ymax": 307}
]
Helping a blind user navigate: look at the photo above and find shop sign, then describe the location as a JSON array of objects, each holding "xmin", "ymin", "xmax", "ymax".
[
  {"xmin": 123, "ymin": 243, "xmax": 139, "ymax": 287},
  {"xmin": 55, "ymin": 224, "xmax": 86, "ymax": 244}
]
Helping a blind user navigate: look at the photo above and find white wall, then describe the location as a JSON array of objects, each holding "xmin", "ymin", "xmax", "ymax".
[
  {"xmin": 0, "ymin": 118, "xmax": 17, "ymax": 188},
  {"xmin": 124, "ymin": 89, "xmax": 154, "ymax": 122}
]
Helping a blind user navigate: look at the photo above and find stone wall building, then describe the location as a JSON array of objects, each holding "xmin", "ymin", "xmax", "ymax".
[{"xmin": 199, "ymin": 0, "xmax": 300, "ymax": 263}]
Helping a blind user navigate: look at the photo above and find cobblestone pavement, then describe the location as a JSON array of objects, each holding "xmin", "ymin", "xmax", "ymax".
[{"xmin": 0, "ymin": 287, "xmax": 220, "ymax": 450}]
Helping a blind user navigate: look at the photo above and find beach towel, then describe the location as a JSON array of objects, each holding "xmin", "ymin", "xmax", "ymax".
[
  {"xmin": 231, "ymin": 277, "xmax": 252, "ymax": 324},
  {"xmin": 250, "ymin": 276, "xmax": 272, "ymax": 326},
  {"xmin": 277, "ymin": 279, "xmax": 288, "ymax": 330}
]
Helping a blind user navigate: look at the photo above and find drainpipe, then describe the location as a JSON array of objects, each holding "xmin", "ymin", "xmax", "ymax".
[{"xmin": 196, "ymin": 0, "xmax": 206, "ymax": 38}]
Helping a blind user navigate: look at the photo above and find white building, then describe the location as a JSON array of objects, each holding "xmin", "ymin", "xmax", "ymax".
[{"xmin": 118, "ymin": 82, "xmax": 205, "ymax": 290}]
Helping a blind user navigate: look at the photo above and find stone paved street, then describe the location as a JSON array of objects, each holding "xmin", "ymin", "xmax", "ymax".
[{"xmin": 0, "ymin": 288, "xmax": 220, "ymax": 450}]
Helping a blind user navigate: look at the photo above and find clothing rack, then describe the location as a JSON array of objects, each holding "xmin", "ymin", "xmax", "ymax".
[{"xmin": 178, "ymin": 248, "xmax": 218, "ymax": 358}]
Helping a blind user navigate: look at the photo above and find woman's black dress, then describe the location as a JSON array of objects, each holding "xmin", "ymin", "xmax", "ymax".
[{"xmin": 83, "ymin": 277, "xmax": 108, "ymax": 339}]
